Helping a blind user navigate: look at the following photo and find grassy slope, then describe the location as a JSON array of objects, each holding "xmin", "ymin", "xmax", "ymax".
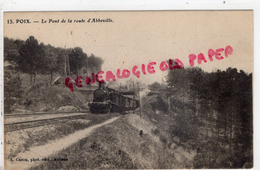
[
  {"xmin": 8, "ymin": 71, "xmax": 92, "ymax": 113},
  {"xmin": 6, "ymin": 113, "xmax": 120, "ymax": 159},
  {"xmin": 14, "ymin": 85, "xmax": 90, "ymax": 113},
  {"xmin": 19, "ymin": 73, "xmax": 51, "ymax": 88},
  {"xmin": 30, "ymin": 96, "xmax": 196, "ymax": 169}
]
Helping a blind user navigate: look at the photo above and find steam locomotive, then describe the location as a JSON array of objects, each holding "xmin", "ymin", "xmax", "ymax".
[{"xmin": 88, "ymin": 83, "xmax": 140, "ymax": 113}]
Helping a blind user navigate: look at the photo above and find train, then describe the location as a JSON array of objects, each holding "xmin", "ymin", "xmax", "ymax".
[{"xmin": 88, "ymin": 83, "xmax": 140, "ymax": 113}]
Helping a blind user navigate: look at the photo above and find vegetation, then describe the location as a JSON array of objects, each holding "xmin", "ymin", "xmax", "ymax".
[
  {"xmin": 4, "ymin": 36, "xmax": 103, "ymax": 85},
  {"xmin": 29, "ymin": 114, "xmax": 194, "ymax": 170},
  {"xmin": 68, "ymin": 47, "xmax": 87, "ymax": 76},
  {"xmin": 6, "ymin": 113, "xmax": 120, "ymax": 159},
  {"xmin": 21, "ymin": 86, "xmax": 90, "ymax": 112},
  {"xmin": 4, "ymin": 36, "xmax": 253, "ymax": 168},
  {"xmin": 148, "ymin": 82, "xmax": 161, "ymax": 91},
  {"xmin": 165, "ymin": 67, "xmax": 253, "ymax": 168},
  {"xmin": 4, "ymin": 36, "xmax": 104, "ymax": 113},
  {"xmin": 4, "ymin": 70, "xmax": 23, "ymax": 113}
]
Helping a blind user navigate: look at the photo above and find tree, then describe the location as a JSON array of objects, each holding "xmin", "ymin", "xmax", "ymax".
[
  {"xmin": 69, "ymin": 47, "xmax": 87, "ymax": 76},
  {"xmin": 43, "ymin": 44, "xmax": 61, "ymax": 84},
  {"xmin": 148, "ymin": 82, "xmax": 161, "ymax": 91},
  {"xmin": 4, "ymin": 71, "xmax": 23, "ymax": 113},
  {"xmin": 18, "ymin": 36, "xmax": 45, "ymax": 85},
  {"xmin": 87, "ymin": 53, "xmax": 104, "ymax": 74},
  {"xmin": 167, "ymin": 67, "xmax": 190, "ymax": 91},
  {"xmin": 193, "ymin": 68, "xmax": 253, "ymax": 168},
  {"xmin": 166, "ymin": 65, "xmax": 252, "ymax": 168},
  {"xmin": 4, "ymin": 37, "xmax": 25, "ymax": 72}
]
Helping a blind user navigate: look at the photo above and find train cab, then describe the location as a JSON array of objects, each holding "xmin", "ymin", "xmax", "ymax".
[{"xmin": 89, "ymin": 84, "xmax": 112, "ymax": 113}]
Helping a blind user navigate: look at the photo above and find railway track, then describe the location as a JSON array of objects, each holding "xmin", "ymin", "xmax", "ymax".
[
  {"xmin": 4, "ymin": 114, "xmax": 88, "ymax": 132},
  {"xmin": 4, "ymin": 93, "xmax": 152, "ymax": 133},
  {"xmin": 4, "ymin": 111, "xmax": 88, "ymax": 117}
]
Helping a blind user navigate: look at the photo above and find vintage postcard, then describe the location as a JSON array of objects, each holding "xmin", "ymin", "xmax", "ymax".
[{"xmin": 3, "ymin": 11, "xmax": 253, "ymax": 169}]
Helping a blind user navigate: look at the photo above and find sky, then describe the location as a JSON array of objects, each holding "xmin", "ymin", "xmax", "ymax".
[{"xmin": 4, "ymin": 11, "xmax": 253, "ymax": 85}]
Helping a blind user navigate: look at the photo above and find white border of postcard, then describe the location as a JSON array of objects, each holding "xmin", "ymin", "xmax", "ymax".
[{"xmin": 0, "ymin": 0, "xmax": 259, "ymax": 169}]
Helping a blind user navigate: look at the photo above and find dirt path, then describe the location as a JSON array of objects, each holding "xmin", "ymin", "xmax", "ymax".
[{"xmin": 5, "ymin": 116, "xmax": 120, "ymax": 170}]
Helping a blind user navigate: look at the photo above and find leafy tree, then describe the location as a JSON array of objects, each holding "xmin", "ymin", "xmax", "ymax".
[
  {"xmin": 43, "ymin": 44, "xmax": 61, "ymax": 84},
  {"xmin": 4, "ymin": 71, "xmax": 23, "ymax": 113},
  {"xmin": 4, "ymin": 37, "xmax": 24, "ymax": 71},
  {"xmin": 166, "ymin": 65, "xmax": 252, "ymax": 168},
  {"xmin": 69, "ymin": 47, "xmax": 87, "ymax": 76},
  {"xmin": 18, "ymin": 36, "xmax": 45, "ymax": 85},
  {"xmin": 87, "ymin": 53, "xmax": 104, "ymax": 74},
  {"xmin": 148, "ymin": 82, "xmax": 161, "ymax": 91},
  {"xmin": 167, "ymin": 67, "xmax": 190, "ymax": 91}
]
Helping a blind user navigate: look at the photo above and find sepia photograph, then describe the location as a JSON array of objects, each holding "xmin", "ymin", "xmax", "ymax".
[{"xmin": 3, "ymin": 11, "xmax": 253, "ymax": 169}]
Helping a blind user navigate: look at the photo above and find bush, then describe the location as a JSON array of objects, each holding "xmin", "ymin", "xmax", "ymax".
[
  {"xmin": 21, "ymin": 85, "xmax": 89, "ymax": 112},
  {"xmin": 150, "ymin": 96, "xmax": 168, "ymax": 112},
  {"xmin": 4, "ymin": 71, "xmax": 23, "ymax": 113},
  {"xmin": 151, "ymin": 128, "xmax": 160, "ymax": 135}
]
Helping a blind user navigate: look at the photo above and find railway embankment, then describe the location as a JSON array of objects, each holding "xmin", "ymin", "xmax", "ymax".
[
  {"xmin": 27, "ymin": 95, "xmax": 196, "ymax": 169},
  {"xmin": 5, "ymin": 113, "xmax": 120, "ymax": 162},
  {"xmin": 6, "ymin": 94, "xmax": 200, "ymax": 169},
  {"xmin": 9, "ymin": 85, "xmax": 90, "ymax": 114},
  {"xmin": 5, "ymin": 116, "xmax": 120, "ymax": 170}
]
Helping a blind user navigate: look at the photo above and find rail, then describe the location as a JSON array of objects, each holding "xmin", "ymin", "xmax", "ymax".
[{"xmin": 4, "ymin": 114, "xmax": 88, "ymax": 132}]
